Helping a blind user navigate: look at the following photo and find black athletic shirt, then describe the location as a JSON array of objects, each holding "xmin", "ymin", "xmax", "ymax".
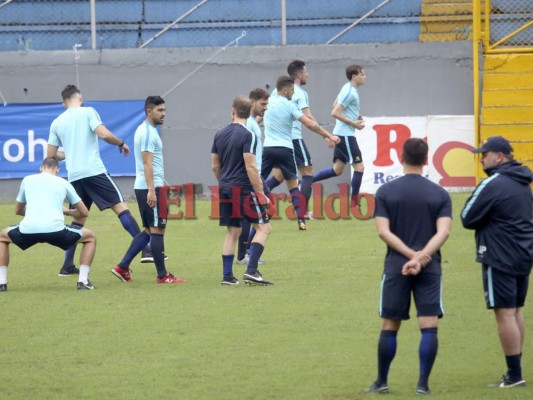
[
  {"xmin": 212, "ymin": 123, "xmax": 257, "ymax": 192},
  {"xmin": 374, "ymin": 174, "xmax": 452, "ymax": 275}
]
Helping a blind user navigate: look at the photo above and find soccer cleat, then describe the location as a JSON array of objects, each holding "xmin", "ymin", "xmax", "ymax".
[
  {"xmin": 77, "ymin": 281, "xmax": 95, "ymax": 290},
  {"xmin": 221, "ymin": 276, "xmax": 240, "ymax": 286},
  {"xmin": 243, "ymin": 272, "xmax": 273, "ymax": 286},
  {"xmin": 235, "ymin": 255, "xmax": 266, "ymax": 266},
  {"xmin": 140, "ymin": 251, "xmax": 169, "ymax": 264},
  {"xmin": 0, "ymin": 283, "xmax": 7, "ymax": 292},
  {"xmin": 58, "ymin": 265, "xmax": 80, "ymax": 276},
  {"xmin": 364, "ymin": 382, "xmax": 389, "ymax": 394},
  {"xmin": 415, "ymin": 387, "xmax": 431, "ymax": 395},
  {"xmin": 156, "ymin": 273, "xmax": 186, "ymax": 284},
  {"xmin": 111, "ymin": 266, "xmax": 132, "ymax": 282},
  {"xmin": 488, "ymin": 375, "xmax": 526, "ymax": 388},
  {"xmin": 304, "ymin": 212, "xmax": 316, "ymax": 221},
  {"xmin": 235, "ymin": 256, "xmax": 249, "ymax": 265},
  {"xmin": 298, "ymin": 218, "xmax": 307, "ymax": 231}
]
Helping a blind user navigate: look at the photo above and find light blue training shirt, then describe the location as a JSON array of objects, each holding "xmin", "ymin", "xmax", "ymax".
[
  {"xmin": 263, "ymin": 94, "xmax": 303, "ymax": 149},
  {"xmin": 16, "ymin": 172, "xmax": 81, "ymax": 234},
  {"xmin": 332, "ymin": 82, "xmax": 360, "ymax": 137},
  {"xmin": 134, "ymin": 121, "xmax": 165, "ymax": 190},
  {"xmin": 272, "ymin": 84, "xmax": 309, "ymax": 140},
  {"xmin": 246, "ymin": 115, "xmax": 263, "ymax": 172},
  {"xmin": 48, "ymin": 106, "xmax": 107, "ymax": 182}
]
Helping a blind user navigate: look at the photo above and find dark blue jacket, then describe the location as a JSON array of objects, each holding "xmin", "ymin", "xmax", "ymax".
[{"xmin": 461, "ymin": 161, "xmax": 533, "ymax": 275}]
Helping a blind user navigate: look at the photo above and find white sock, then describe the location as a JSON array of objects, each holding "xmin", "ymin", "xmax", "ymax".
[
  {"xmin": 0, "ymin": 266, "xmax": 7, "ymax": 284},
  {"xmin": 78, "ymin": 265, "xmax": 90, "ymax": 284}
]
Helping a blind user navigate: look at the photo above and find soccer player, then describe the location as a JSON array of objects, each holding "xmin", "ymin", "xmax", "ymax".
[
  {"xmin": 236, "ymin": 88, "xmax": 270, "ymax": 266},
  {"xmin": 461, "ymin": 136, "xmax": 533, "ymax": 388},
  {"xmin": 211, "ymin": 96, "xmax": 273, "ymax": 286},
  {"xmin": 0, "ymin": 157, "xmax": 96, "ymax": 292},
  {"xmin": 266, "ymin": 60, "xmax": 324, "ymax": 217},
  {"xmin": 313, "ymin": 64, "xmax": 366, "ymax": 208},
  {"xmin": 262, "ymin": 76, "xmax": 340, "ymax": 230},
  {"xmin": 366, "ymin": 138, "xmax": 452, "ymax": 395},
  {"xmin": 111, "ymin": 96, "xmax": 185, "ymax": 284},
  {"xmin": 47, "ymin": 84, "xmax": 153, "ymax": 277}
]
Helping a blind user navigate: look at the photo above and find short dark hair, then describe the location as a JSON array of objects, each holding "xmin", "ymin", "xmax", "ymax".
[
  {"xmin": 287, "ymin": 60, "xmax": 306, "ymax": 79},
  {"xmin": 232, "ymin": 96, "xmax": 252, "ymax": 119},
  {"xmin": 61, "ymin": 84, "xmax": 80, "ymax": 101},
  {"xmin": 346, "ymin": 65, "xmax": 364, "ymax": 81},
  {"xmin": 276, "ymin": 75, "xmax": 294, "ymax": 92},
  {"xmin": 145, "ymin": 96, "xmax": 165, "ymax": 114},
  {"xmin": 402, "ymin": 138, "xmax": 428, "ymax": 166},
  {"xmin": 42, "ymin": 157, "xmax": 59, "ymax": 169},
  {"xmin": 249, "ymin": 88, "xmax": 269, "ymax": 101}
]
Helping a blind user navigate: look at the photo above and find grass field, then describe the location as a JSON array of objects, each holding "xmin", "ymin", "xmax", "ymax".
[{"xmin": 1, "ymin": 193, "xmax": 531, "ymax": 400}]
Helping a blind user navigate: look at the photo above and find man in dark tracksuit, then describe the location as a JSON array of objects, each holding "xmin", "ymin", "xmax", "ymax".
[{"xmin": 461, "ymin": 136, "xmax": 533, "ymax": 388}]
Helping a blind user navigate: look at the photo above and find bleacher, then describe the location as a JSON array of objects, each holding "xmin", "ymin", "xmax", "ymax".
[{"xmin": 0, "ymin": 0, "xmax": 422, "ymax": 51}]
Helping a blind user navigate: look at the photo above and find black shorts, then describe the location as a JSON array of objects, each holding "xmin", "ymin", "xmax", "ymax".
[
  {"xmin": 7, "ymin": 225, "xmax": 83, "ymax": 251},
  {"xmin": 135, "ymin": 188, "xmax": 168, "ymax": 229},
  {"xmin": 71, "ymin": 173, "xmax": 124, "ymax": 211},
  {"xmin": 218, "ymin": 186, "xmax": 269, "ymax": 228},
  {"xmin": 482, "ymin": 264, "xmax": 530, "ymax": 309},
  {"xmin": 380, "ymin": 272, "xmax": 444, "ymax": 320},
  {"xmin": 293, "ymin": 139, "xmax": 312, "ymax": 167},
  {"xmin": 261, "ymin": 146, "xmax": 298, "ymax": 181},
  {"xmin": 333, "ymin": 136, "xmax": 362, "ymax": 165}
]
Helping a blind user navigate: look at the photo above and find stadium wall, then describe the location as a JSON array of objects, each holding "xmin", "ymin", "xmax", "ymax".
[{"xmin": 0, "ymin": 41, "xmax": 473, "ymax": 201}]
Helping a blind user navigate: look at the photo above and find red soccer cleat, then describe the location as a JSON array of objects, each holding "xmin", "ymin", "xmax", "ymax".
[
  {"xmin": 111, "ymin": 266, "xmax": 132, "ymax": 282},
  {"xmin": 156, "ymin": 273, "xmax": 186, "ymax": 284}
]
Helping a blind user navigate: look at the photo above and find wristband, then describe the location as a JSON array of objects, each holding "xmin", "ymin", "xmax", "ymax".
[{"xmin": 118, "ymin": 141, "xmax": 125, "ymax": 147}]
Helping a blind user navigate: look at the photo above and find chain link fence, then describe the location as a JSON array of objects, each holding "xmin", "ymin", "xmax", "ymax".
[
  {"xmin": 5, "ymin": 1, "xmax": 521, "ymax": 52},
  {"xmin": 488, "ymin": 0, "xmax": 533, "ymax": 49}
]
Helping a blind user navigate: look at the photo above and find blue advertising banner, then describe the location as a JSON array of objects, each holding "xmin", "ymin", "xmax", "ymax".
[{"xmin": 0, "ymin": 100, "xmax": 145, "ymax": 179}]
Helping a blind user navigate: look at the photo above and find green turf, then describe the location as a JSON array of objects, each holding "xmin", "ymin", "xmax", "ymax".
[{"xmin": 0, "ymin": 193, "xmax": 531, "ymax": 399}]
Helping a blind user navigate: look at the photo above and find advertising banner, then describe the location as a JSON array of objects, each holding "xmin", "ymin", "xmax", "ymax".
[{"xmin": 0, "ymin": 100, "xmax": 145, "ymax": 179}]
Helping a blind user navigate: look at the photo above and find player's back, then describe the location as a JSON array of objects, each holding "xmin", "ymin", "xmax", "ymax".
[
  {"xmin": 263, "ymin": 95, "xmax": 299, "ymax": 148},
  {"xmin": 49, "ymin": 107, "xmax": 107, "ymax": 181}
]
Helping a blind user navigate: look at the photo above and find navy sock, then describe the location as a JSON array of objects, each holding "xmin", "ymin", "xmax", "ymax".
[
  {"xmin": 118, "ymin": 210, "xmax": 141, "ymax": 237},
  {"xmin": 351, "ymin": 171, "xmax": 363, "ymax": 205},
  {"xmin": 506, "ymin": 354, "xmax": 522, "ymax": 381},
  {"xmin": 246, "ymin": 243, "xmax": 265, "ymax": 275},
  {"xmin": 313, "ymin": 167, "xmax": 337, "ymax": 183},
  {"xmin": 289, "ymin": 188, "xmax": 304, "ymax": 218},
  {"xmin": 300, "ymin": 175, "xmax": 313, "ymax": 213},
  {"xmin": 118, "ymin": 231, "xmax": 150, "ymax": 269},
  {"xmin": 377, "ymin": 330, "xmax": 397, "ymax": 386},
  {"xmin": 222, "ymin": 254, "xmax": 234, "ymax": 277},
  {"xmin": 238, "ymin": 219, "xmax": 251, "ymax": 260},
  {"xmin": 265, "ymin": 176, "xmax": 281, "ymax": 190},
  {"xmin": 418, "ymin": 327, "xmax": 438, "ymax": 390},
  {"xmin": 150, "ymin": 233, "xmax": 167, "ymax": 279},
  {"xmin": 62, "ymin": 222, "xmax": 84, "ymax": 268}
]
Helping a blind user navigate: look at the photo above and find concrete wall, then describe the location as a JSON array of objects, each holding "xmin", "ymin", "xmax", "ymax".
[{"xmin": 0, "ymin": 41, "xmax": 473, "ymax": 201}]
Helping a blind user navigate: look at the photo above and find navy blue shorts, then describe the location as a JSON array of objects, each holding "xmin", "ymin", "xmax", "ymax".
[
  {"xmin": 7, "ymin": 226, "xmax": 83, "ymax": 251},
  {"xmin": 218, "ymin": 186, "xmax": 269, "ymax": 228},
  {"xmin": 483, "ymin": 264, "xmax": 530, "ymax": 309},
  {"xmin": 135, "ymin": 188, "xmax": 168, "ymax": 229},
  {"xmin": 261, "ymin": 146, "xmax": 298, "ymax": 181},
  {"xmin": 293, "ymin": 139, "xmax": 312, "ymax": 167},
  {"xmin": 71, "ymin": 173, "xmax": 124, "ymax": 211},
  {"xmin": 380, "ymin": 272, "xmax": 444, "ymax": 320},
  {"xmin": 333, "ymin": 136, "xmax": 362, "ymax": 165}
]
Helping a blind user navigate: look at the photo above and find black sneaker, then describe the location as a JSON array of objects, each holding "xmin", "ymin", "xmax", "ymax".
[
  {"xmin": 140, "ymin": 251, "xmax": 169, "ymax": 263},
  {"xmin": 77, "ymin": 281, "xmax": 95, "ymax": 290},
  {"xmin": 364, "ymin": 382, "xmax": 389, "ymax": 393},
  {"xmin": 488, "ymin": 375, "xmax": 526, "ymax": 388},
  {"xmin": 415, "ymin": 387, "xmax": 431, "ymax": 395},
  {"xmin": 243, "ymin": 272, "xmax": 273, "ymax": 286},
  {"xmin": 221, "ymin": 276, "xmax": 239, "ymax": 286},
  {"xmin": 0, "ymin": 283, "xmax": 7, "ymax": 292},
  {"xmin": 58, "ymin": 265, "xmax": 79, "ymax": 276}
]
